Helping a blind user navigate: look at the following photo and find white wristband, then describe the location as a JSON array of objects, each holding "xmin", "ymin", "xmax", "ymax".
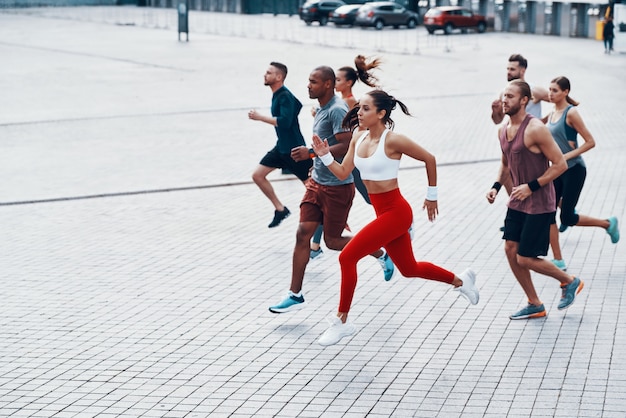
[
  {"xmin": 426, "ymin": 186, "xmax": 438, "ymax": 201},
  {"xmin": 319, "ymin": 152, "xmax": 334, "ymax": 166}
]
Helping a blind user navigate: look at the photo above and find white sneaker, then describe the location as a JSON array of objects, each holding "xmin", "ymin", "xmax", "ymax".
[
  {"xmin": 318, "ymin": 316, "xmax": 356, "ymax": 346},
  {"xmin": 454, "ymin": 268, "xmax": 479, "ymax": 305}
]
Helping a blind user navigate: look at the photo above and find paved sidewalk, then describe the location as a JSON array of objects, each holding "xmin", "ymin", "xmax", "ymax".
[{"xmin": 0, "ymin": 8, "xmax": 625, "ymax": 418}]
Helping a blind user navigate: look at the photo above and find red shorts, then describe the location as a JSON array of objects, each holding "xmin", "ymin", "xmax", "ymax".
[{"xmin": 300, "ymin": 179, "xmax": 355, "ymax": 239}]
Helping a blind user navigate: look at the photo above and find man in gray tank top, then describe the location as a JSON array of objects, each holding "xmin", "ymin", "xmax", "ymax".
[
  {"xmin": 490, "ymin": 54, "xmax": 549, "ymax": 197},
  {"xmin": 491, "ymin": 54, "xmax": 549, "ymax": 124},
  {"xmin": 486, "ymin": 80, "xmax": 584, "ymax": 321}
]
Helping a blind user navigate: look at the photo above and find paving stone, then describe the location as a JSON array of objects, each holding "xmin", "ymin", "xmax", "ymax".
[{"xmin": 0, "ymin": 6, "xmax": 625, "ymax": 418}]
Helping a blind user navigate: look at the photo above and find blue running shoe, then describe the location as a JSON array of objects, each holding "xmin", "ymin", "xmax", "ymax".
[
  {"xmin": 607, "ymin": 217, "xmax": 620, "ymax": 244},
  {"xmin": 269, "ymin": 292, "xmax": 306, "ymax": 313},
  {"xmin": 551, "ymin": 259, "xmax": 567, "ymax": 271},
  {"xmin": 310, "ymin": 248, "xmax": 324, "ymax": 260},
  {"xmin": 510, "ymin": 303, "xmax": 546, "ymax": 320},
  {"xmin": 378, "ymin": 251, "xmax": 395, "ymax": 281},
  {"xmin": 558, "ymin": 277, "xmax": 584, "ymax": 310}
]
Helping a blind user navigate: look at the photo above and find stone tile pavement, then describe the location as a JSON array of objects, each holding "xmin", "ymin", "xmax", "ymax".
[{"xmin": 0, "ymin": 7, "xmax": 625, "ymax": 417}]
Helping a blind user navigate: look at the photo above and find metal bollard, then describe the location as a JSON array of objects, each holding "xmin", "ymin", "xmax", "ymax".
[{"xmin": 178, "ymin": 0, "xmax": 189, "ymax": 41}]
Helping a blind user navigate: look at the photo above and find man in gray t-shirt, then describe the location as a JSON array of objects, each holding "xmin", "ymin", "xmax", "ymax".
[
  {"xmin": 268, "ymin": 66, "xmax": 394, "ymax": 314},
  {"xmin": 311, "ymin": 95, "xmax": 353, "ymax": 186}
]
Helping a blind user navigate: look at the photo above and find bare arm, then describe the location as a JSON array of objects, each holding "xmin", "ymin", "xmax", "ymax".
[
  {"xmin": 487, "ymin": 153, "xmax": 509, "ymax": 204},
  {"xmin": 332, "ymin": 131, "xmax": 352, "ymax": 159},
  {"xmin": 291, "ymin": 129, "xmax": 352, "ymax": 163},
  {"xmin": 532, "ymin": 85, "xmax": 550, "ymax": 103},
  {"xmin": 248, "ymin": 109, "xmax": 277, "ymax": 127},
  {"xmin": 491, "ymin": 96, "xmax": 505, "ymax": 124},
  {"xmin": 311, "ymin": 131, "xmax": 357, "ymax": 181},
  {"xmin": 564, "ymin": 107, "xmax": 595, "ymax": 160},
  {"xmin": 388, "ymin": 132, "xmax": 439, "ymax": 221},
  {"xmin": 487, "ymin": 126, "xmax": 508, "ymax": 204},
  {"xmin": 389, "ymin": 132, "xmax": 437, "ymax": 186}
]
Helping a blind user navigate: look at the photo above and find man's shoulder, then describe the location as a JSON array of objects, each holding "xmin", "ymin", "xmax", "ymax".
[
  {"xmin": 273, "ymin": 85, "xmax": 291, "ymax": 97},
  {"xmin": 317, "ymin": 97, "xmax": 347, "ymax": 118},
  {"xmin": 327, "ymin": 97, "xmax": 348, "ymax": 115},
  {"xmin": 525, "ymin": 116, "xmax": 551, "ymax": 139}
]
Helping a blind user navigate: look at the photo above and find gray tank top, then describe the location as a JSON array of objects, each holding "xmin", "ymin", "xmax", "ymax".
[
  {"xmin": 547, "ymin": 105, "xmax": 585, "ymax": 169},
  {"xmin": 526, "ymin": 83, "xmax": 542, "ymax": 118}
]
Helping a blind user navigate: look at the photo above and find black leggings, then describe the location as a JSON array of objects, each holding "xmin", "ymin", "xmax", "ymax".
[{"xmin": 554, "ymin": 163, "xmax": 586, "ymax": 227}]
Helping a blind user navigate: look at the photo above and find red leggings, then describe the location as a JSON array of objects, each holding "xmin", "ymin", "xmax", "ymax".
[{"xmin": 338, "ymin": 188, "xmax": 455, "ymax": 313}]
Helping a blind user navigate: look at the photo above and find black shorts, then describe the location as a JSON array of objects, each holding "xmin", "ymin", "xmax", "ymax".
[
  {"xmin": 260, "ymin": 147, "xmax": 312, "ymax": 182},
  {"xmin": 503, "ymin": 208, "xmax": 556, "ymax": 258}
]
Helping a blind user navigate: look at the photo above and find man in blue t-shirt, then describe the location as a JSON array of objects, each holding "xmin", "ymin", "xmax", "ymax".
[
  {"xmin": 268, "ymin": 66, "xmax": 394, "ymax": 314},
  {"xmin": 249, "ymin": 62, "xmax": 313, "ymax": 228}
]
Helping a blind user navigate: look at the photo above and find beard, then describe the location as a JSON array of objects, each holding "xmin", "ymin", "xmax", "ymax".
[{"xmin": 505, "ymin": 103, "xmax": 522, "ymax": 116}]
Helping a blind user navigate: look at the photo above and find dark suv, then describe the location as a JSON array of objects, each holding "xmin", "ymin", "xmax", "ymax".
[
  {"xmin": 423, "ymin": 6, "xmax": 487, "ymax": 34},
  {"xmin": 299, "ymin": 1, "xmax": 346, "ymax": 26}
]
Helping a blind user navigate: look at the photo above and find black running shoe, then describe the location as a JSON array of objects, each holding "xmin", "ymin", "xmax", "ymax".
[{"xmin": 268, "ymin": 207, "xmax": 290, "ymax": 228}]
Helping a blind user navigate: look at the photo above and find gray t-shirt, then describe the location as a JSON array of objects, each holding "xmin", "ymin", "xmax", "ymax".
[
  {"xmin": 312, "ymin": 96, "xmax": 353, "ymax": 186},
  {"xmin": 526, "ymin": 83, "xmax": 542, "ymax": 118}
]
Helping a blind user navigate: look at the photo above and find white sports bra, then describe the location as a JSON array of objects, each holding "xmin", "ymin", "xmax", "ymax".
[{"xmin": 353, "ymin": 129, "xmax": 401, "ymax": 181}]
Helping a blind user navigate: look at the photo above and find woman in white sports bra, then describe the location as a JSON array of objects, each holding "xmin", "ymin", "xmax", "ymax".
[{"xmin": 312, "ymin": 90, "xmax": 480, "ymax": 346}]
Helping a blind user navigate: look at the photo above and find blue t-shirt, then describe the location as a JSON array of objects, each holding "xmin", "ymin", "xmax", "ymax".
[{"xmin": 312, "ymin": 96, "xmax": 353, "ymax": 186}]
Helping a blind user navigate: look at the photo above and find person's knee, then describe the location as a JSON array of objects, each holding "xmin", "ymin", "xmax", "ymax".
[
  {"xmin": 296, "ymin": 224, "xmax": 316, "ymax": 244},
  {"xmin": 504, "ymin": 241, "xmax": 517, "ymax": 258},
  {"xmin": 338, "ymin": 249, "xmax": 356, "ymax": 266},
  {"xmin": 560, "ymin": 211, "xmax": 578, "ymax": 227},
  {"xmin": 516, "ymin": 255, "xmax": 534, "ymax": 269},
  {"xmin": 251, "ymin": 170, "xmax": 265, "ymax": 184},
  {"xmin": 324, "ymin": 235, "xmax": 345, "ymax": 251}
]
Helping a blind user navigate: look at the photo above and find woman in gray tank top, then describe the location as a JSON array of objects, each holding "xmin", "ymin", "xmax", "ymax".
[{"xmin": 545, "ymin": 76, "xmax": 619, "ymax": 272}]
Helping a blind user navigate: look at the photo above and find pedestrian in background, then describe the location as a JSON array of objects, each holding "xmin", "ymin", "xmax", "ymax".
[{"xmin": 603, "ymin": 17, "xmax": 615, "ymax": 54}]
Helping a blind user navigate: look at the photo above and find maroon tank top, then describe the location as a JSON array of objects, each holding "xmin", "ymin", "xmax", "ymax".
[{"xmin": 499, "ymin": 114, "xmax": 556, "ymax": 214}]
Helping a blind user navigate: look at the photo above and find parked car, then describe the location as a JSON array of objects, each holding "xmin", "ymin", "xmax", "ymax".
[
  {"xmin": 354, "ymin": 2, "xmax": 419, "ymax": 30},
  {"xmin": 423, "ymin": 6, "xmax": 487, "ymax": 34},
  {"xmin": 299, "ymin": 0, "xmax": 346, "ymax": 26},
  {"xmin": 330, "ymin": 4, "xmax": 362, "ymax": 26}
]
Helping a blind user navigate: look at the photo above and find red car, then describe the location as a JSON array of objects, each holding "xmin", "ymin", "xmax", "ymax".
[{"xmin": 423, "ymin": 6, "xmax": 487, "ymax": 35}]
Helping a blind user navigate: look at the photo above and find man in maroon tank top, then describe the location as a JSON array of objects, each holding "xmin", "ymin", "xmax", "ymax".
[{"xmin": 486, "ymin": 80, "xmax": 585, "ymax": 320}]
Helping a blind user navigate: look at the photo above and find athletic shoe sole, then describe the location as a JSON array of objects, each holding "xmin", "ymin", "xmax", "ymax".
[
  {"xmin": 268, "ymin": 301, "xmax": 306, "ymax": 314},
  {"xmin": 510, "ymin": 310, "xmax": 547, "ymax": 320}
]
